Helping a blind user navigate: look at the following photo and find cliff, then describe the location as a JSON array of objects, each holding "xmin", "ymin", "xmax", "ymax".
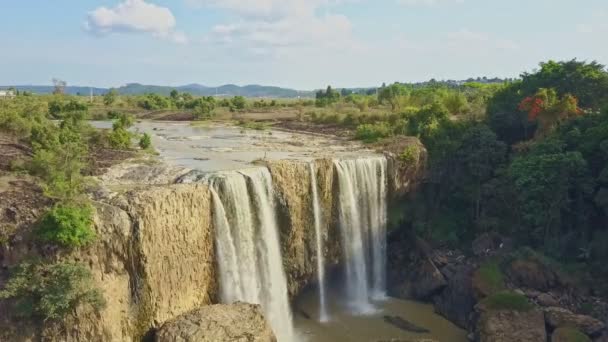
[{"xmin": 0, "ymin": 136, "xmax": 426, "ymax": 341}]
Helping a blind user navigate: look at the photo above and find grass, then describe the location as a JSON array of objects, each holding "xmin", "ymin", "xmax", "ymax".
[
  {"xmin": 237, "ymin": 120, "xmax": 272, "ymax": 131},
  {"xmin": 481, "ymin": 291, "xmax": 534, "ymax": 312},
  {"xmin": 552, "ymin": 327, "xmax": 591, "ymax": 342},
  {"xmin": 474, "ymin": 261, "xmax": 506, "ymax": 296}
]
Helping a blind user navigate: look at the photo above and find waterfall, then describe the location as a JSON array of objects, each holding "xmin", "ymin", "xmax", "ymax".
[
  {"xmin": 309, "ymin": 163, "xmax": 328, "ymax": 322},
  {"xmin": 334, "ymin": 156, "xmax": 388, "ymax": 311},
  {"xmin": 209, "ymin": 168, "xmax": 295, "ymax": 342}
]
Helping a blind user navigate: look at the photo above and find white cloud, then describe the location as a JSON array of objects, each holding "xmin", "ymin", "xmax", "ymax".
[
  {"xmin": 197, "ymin": 0, "xmax": 357, "ymax": 57},
  {"xmin": 186, "ymin": 0, "xmax": 342, "ymax": 20},
  {"xmin": 85, "ymin": 0, "xmax": 188, "ymax": 44},
  {"xmin": 398, "ymin": 0, "xmax": 464, "ymax": 6}
]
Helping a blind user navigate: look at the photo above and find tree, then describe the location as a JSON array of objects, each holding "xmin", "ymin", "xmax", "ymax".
[
  {"xmin": 443, "ymin": 91, "xmax": 469, "ymax": 115},
  {"xmin": 378, "ymin": 83, "xmax": 407, "ymax": 111},
  {"xmin": 52, "ymin": 78, "xmax": 67, "ymax": 95},
  {"xmin": 518, "ymin": 88, "xmax": 581, "ymax": 137},
  {"xmin": 103, "ymin": 88, "xmax": 118, "ymax": 106},
  {"xmin": 231, "ymin": 96, "xmax": 246, "ymax": 110}
]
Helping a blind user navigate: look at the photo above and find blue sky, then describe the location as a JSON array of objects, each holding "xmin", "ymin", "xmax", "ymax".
[{"xmin": 1, "ymin": 0, "xmax": 607, "ymax": 89}]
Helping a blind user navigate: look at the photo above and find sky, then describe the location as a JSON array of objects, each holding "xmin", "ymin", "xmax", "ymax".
[{"xmin": 1, "ymin": 0, "xmax": 607, "ymax": 90}]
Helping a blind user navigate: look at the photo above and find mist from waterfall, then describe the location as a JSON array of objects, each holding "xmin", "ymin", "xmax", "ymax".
[
  {"xmin": 334, "ymin": 157, "xmax": 388, "ymax": 312},
  {"xmin": 309, "ymin": 163, "xmax": 328, "ymax": 322},
  {"xmin": 209, "ymin": 168, "xmax": 295, "ymax": 342}
]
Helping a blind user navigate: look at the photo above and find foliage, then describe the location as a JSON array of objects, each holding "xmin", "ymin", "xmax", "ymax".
[
  {"xmin": 315, "ymin": 85, "xmax": 341, "ymax": 107},
  {"xmin": 399, "ymin": 145, "xmax": 419, "ymax": 164},
  {"xmin": 108, "ymin": 113, "xmax": 134, "ymax": 149},
  {"xmin": 480, "ymin": 291, "xmax": 534, "ymax": 312},
  {"xmin": 0, "ymin": 261, "xmax": 105, "ymax": 320},
  {"xmin": 137, "ymin": 93, "xmax": 172, "ymax": 110},
  {"xmin": 139, "ymin": 133, "xmax": 152, "ymax": 149},
  {"xmin": 37, "ymin": 203, "xmax": 95, "ymax": 248},
  {"xmin": 355, "ymin": 122, "xmax": 392, "ymax": 143},
  {"xmin": 231, "ymin": 96, "xmax": 246, "ymax": 110},
  {"xmin": 378, "ymin": 83, "xmax": 407, "ymax": 111},
  {"xmin": 474, "ymin": 261, "xmax": 506, "ymax": 295},
  {"xmin": 103, "ymin": 88, "xmax": 118, "ymax": 106}
]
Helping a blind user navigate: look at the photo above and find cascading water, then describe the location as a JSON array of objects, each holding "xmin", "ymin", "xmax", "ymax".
[
  {"xmin": 309, "ymin": 163, "xmax": 328, "ymax": 322},
  {"xmin": 334, "ymin": 156, "xmax": 388, "ymax": 312},
  {"xmin": 209, "ymin": 168, "xmax": 295, "ymax": 342}
]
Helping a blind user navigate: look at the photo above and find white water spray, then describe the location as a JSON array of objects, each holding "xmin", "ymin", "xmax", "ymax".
[
  {"xmin": 334, "ymin": 157, "xmax": 388, "ymax": 311},
  {"xmin": 309, "ymin": 163, "xmax": 328, "ymax": 322},
  {"xmin": 209, "ymin": 168, "xmax": 295, "ymax": 342}
]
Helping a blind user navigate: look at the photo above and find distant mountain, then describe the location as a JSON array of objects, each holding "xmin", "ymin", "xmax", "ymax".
[{"xmin": 1, "ymin": 83, "xmax": 313, "ymax": 98}]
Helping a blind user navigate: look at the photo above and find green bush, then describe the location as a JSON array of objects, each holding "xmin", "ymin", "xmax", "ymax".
[
  {"xmin": 37, "ymin": 203, "xmax": 95, "ymax": 248},
  {"xmin": 399, "ymin": 145, "xmax": 419, "ymax": 164},
  {"xmin": 474, "ymin": 261, "xmax": 506, "ymax": 295},
  {"xmin": 355, "ymin": 122, "xmax": 392, "ymax": 143},
  {"xmin": 0, "ymin": 261, "xmax": 105, "ymax": 320},
  {"xmin": 139, "ymin": 133, "xmax": 152, "ymax": 149},
  {"xmin": 481, "ymin": 291, "xmax": 534, "ymax": 312},
  {"xmin": 108, "ymin": 127, "xmax": 132, "ymax": 149}
]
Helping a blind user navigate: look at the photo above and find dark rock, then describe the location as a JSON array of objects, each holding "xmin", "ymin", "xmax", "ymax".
[
  {"xmin": 537, "ymin": 293, "xmax": 559, "ymax": 307},
  {"xmin": 433, "ymin": 263, "xmax": 477, "ymax": 330},
  {"xmin": 507, "ymin": 259, "xmax": 558, "ymax": 291},
  {"xmin": 544, "ymin": 306, "xmax": 605, "ymax": 336},
  {"xmin": 383, "ymin": 315, "xmax": 430, "ymax": 333},
  {"xmin": 471, "ymin": 232, "xmax": 504, "ymax": 257},
  {"xmin": 388, "ymin": 235, "xmax": 447, "ymax": 300}
]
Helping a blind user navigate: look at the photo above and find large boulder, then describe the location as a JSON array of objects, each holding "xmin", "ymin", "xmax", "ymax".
[
  {"xmin": 544, "ymin": 307, "xmax": 605, "ymax": 337},
  {"xmin": 476, "ymin": 308, "xmax": 546, "ymax": 342},
  {"xmin": 507, "ymin": 259, "xmax": 558, "ymax": 291},
  {"xmin": 433, "ymin": 263, "xmax": 477, "ymax": 330},
  {"xmin": 388, "ymin": 235, "xmax": 447, "ymax": 300},
  {"xmin": 155, "ymin": 303, "xmax": 276, "ymax": 342}
]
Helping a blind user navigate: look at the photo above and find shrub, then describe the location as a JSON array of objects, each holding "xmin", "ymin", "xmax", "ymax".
[
  {"xmin": 139, "ymin": 133, "xmax": 152, "ymax": 149},
  {"xmin": 474, "ymin": 261, "xmax": 506, "ymax": 296},
  {"xmin": 399, "ymin": 145, "xmax": 419, "ymax": 164},
  {"xmin": 355, "ymin": 122, "xmax": 392, "ymax": 143},
  {"xmin": 0, "ymin": 261, "xmax": 105, "ymax": 320},
  {"xmin": 37, "ymin": 203, "xmax": 95, "ymax": 248},
  {"xmin": 480, "ymin": 291, "xmax": 534, "ymax": 312},
  {"xmin": 108, "ymin": 127, "xmax": 132, "ymax": 149}
]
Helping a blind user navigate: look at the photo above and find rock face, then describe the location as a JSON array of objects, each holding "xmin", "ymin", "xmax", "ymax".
[
  {"xmin": 507, "ymin": 259, "xmax": 558, "ymax": 291},
  {"xmin": 266, "ymin": 159, "xmax": 341, "ymax": 298},
  {"xmin": 388, "ymin": 234, "xmax": 446, "ymax": 300},
  {"xmin": 476, "ymin": 308, "xmax": 547, "ymax": 342},
  {"xmin": 1, "ymin": 184, "xmax": 219, "ymax": 341},
  {"xmin": 544, "ymin": 307, "xmax": 605, "ymax": 336},
  {"xmin": 433, "ymin": 263, "xmax": 477, "ymax": 330},
  {"xmin": 155, "ymin": 302, "xmax": 276, "ymax": 342}
]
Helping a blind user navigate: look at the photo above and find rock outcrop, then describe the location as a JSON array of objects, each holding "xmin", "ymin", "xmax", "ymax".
[
  {"xmin": 155, "ymin": 302, "xmax": 276, "ymax": 342},
  {"xmin": 476, "ymin": 308, "xmax": 547, "ymax": 342},
  {"xmin": 551, "ymin": 327, "xmax": 591, "ymax": 342},
  {"xmin": 544, "ymin": 306, "xmax": 605, "ymax": 336},
  {"xmin": 266, "ymin": 159, "xmax": 341, "ymax": 298}
]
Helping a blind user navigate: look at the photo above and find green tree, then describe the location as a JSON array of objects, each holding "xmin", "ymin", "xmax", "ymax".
[
  {"xmin": 38, "ymin": 203, "xmax": 95, "ymax": 248},
  {"xmin": 103, "ymin": 88, "xmax": 118, "ymax": 106},
  {"xmin": 0, "ymin": 261, "xmax": 105, "ymax": 320},
  {"xmin": 231, "ymin": 96, "xmax": 246, "ymax": 110},
  {"xmin": 378, "ymin": 83, "xmax": 407, "ymax": 111},
  {"xmin": 139, "ymin": 133, "xmax": 152, "ymax": 149}
]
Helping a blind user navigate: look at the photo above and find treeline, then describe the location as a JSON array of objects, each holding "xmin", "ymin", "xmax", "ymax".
[{"xmin": 394, "ymin": 60, "xmax": 608, "ymax": 288}]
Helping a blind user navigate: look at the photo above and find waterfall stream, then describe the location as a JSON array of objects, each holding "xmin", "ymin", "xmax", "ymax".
[
  {"xmin": 209, "ymin": 168, "xmax": 295, "ymax": 342},
  {"xmin": 309, "ymin": 163, "xmax": 328, "ymax": 322},
  {"xmin": 334, "ymin": 157, "xmax": 388, "ymax": 312}
]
